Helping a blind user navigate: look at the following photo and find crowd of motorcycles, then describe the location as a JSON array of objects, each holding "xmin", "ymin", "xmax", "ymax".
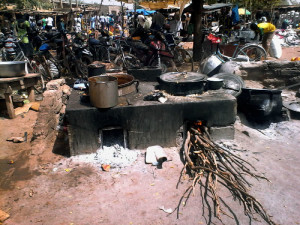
[{"xmin": 0, "ymin": 25, "xmax": 194, "ymax": 82}]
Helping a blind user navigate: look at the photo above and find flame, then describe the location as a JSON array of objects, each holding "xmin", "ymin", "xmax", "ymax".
[
  {"xmin": 194, "ymin": 121, "xmax": 203, "ymax": 132},
  {"xmin": 194, "ymin": 121, "xmax": 202, "ymax": 126}
]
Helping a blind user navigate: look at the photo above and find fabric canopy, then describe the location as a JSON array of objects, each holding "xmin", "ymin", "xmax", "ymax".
[
  {"xmin": 238, "ymin": 8, "xmax": 251, "ymax": 15},
  {"xmin": 127, "ymin": 8, "xmax": 156, "ymax": 15}
]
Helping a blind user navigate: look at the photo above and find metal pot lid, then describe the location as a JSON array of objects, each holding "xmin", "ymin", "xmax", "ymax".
[
  {"xmin": 283, "ymin": 101, "xmax": 300, "ymax": 113},
  {"xmin": 160, "ymin": 72, "xmax": 207, "ymax": 83},
  {"xmin": 212, "ymin": 73, "xmax": 245, "ymax": 97}
]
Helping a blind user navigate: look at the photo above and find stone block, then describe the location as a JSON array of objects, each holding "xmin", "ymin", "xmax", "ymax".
[
  {"xmin": 266, "ymin": 60, "xmax": 300, "ymax": 69},
  {"xmin": 60, "ymin": 105, "xmax": 66, "ymax": 115},
  {"xmin": 62, "ymin": 84, "xmax": 71, "ymax": 96},
  {"xmin": 46, "ymin": 79, "xmax": 65, "ymax": 90}
]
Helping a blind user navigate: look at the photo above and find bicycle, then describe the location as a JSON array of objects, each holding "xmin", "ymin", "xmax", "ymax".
[
  {"xmin": 164, "ymin": 32, "xmax": 194, "ymax": 72},
  {"xmin": 200, "ymin": 28, "xmax": 267, "ymax": 64}
]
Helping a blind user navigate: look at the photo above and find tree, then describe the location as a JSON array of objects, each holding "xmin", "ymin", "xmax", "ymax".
[{"xmin": 193, "ymin": 0, "xmax": 204, "ymax": 62}]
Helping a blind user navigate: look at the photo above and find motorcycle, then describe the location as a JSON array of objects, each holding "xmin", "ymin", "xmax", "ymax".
[
  {"xmin": 126, "ymin": 27, "xmax": 176, "ymax": 72},
  {"xmin": 88, "ymin": 29, "xmax": 113, "ymax": 62},
  {"xmin": 54, "ymin": 31, "xmax": 93, "ymax": 78}
]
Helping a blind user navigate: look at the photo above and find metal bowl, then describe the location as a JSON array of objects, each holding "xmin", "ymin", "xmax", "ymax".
[{"xmin": 0, "ymin": 61, "xmax": 27, "ymax": 78}]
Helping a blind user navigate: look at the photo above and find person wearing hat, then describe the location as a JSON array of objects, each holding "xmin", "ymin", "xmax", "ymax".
[{"xmin": 250, "ymin": 21, "xmax": 276, "ymax": 55}]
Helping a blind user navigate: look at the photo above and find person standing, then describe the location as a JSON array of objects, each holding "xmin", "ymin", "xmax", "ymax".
[
  {"xmin": 42, "ymin": 17, "xmax": 47, "ymax": 30},
  {"xmin": 137, "ymin": 12, "xmax": 145, "ymax": 28},
  {"xmin": 105, "ymin": 13, "xmax": 110, "ymax": 30},
  {"xmin": 90, "ymin": 15, "xmax": 96, "ymax": 30},
  {"xmin": 58, "ymin": 18, "xmax": 65, "ymax": 33},
  {"xmin": 46, "ymin": 16, "xmax": 53, "ymax": 31},
  {"xmin": 108, "ymin": 15, "xmax": 114, "ymax": 32},
  {"xmin": 15, "ymin": 15, "xmax": 32, "ymax": 57},
  {"xmin": 95, "ymin": 15, "xmax": 100, "ymax": 29},
  {"xmin": 74, "ymin": 15, "xmax": 82, "ymax": 33},
  {"xmin": 151, "ymin": 11, "xmax": 165, "ymax": 30},
  {"xmin": 100, "ymin": 13, "xmax": 106, "ymax": 29},
  {"xmin": 250, "ymin": 22, "xmax": 276, "ymax": 55}
]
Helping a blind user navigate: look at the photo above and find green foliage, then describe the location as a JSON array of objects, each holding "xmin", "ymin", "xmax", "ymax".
[{"xmin": 239, "ymin": 0, "xmax": 281, "ymax": 11}]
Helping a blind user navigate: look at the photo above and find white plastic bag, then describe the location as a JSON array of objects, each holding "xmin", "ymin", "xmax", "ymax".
[{"xmin": 270, "ymin": 36, "xmax": 282, "ymax": 59}]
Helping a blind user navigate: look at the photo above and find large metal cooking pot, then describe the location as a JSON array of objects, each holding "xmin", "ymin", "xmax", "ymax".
[
  {"xmin": 108, "ymin": 73, "xmax": 139, "ymax": 96},
  {"xmin": 159, "ymin": 72, "xmax": 207, "ymax": 96},
  {"xmin": 88, "ymin": 62, "xmax": 106, "ymax": 77},
  {"xmin": 200, "ymin": 55, "xmax": 223, "ymax": 76},
  {"xmin": 88, "ymin": 75, "xmax": 118, "ymax": 108},
  {"xmin": 0, "ymin": 61, "xmax": 27, "ymax": 78},
  {"xmin": 237, "ymin": 88, "xmax": 282, "ymax": 120}
]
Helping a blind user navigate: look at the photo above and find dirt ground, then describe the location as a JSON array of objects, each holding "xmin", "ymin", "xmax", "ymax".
[{"xmin": 1, "ymin": 48, "xmax": 300, "ymax": 225}]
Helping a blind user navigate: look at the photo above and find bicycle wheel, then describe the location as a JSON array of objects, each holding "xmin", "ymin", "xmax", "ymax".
[
  {"xmin": 173, "ymin": 47, "xmax": 194, "ymax": 72},
  {"xmin": 114, "ymin": 53, "xmax": 141, "ymax": 69},
  {"xmin": 234, "ymin": 44, "xmax": 267, "ymax": 61}
]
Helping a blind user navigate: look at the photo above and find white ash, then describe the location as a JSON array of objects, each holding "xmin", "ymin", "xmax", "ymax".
[{"xmin": 72, "ymin": 145, "xmax": 140, "ymax": 169}]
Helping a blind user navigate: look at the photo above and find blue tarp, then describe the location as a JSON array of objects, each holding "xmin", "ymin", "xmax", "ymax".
[{"xmin": 127, "ymin": 9, "xmax": 156, "ymax": 16}]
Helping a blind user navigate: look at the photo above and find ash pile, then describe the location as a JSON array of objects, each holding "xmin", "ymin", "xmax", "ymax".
[{"xmin": 73, "ymin": 145, "xmax": 140, "ymax": 169}]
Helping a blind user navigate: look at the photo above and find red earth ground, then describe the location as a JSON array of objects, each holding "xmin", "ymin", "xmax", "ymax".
[{"xmin": 1, "ymin": 47, "xmax": 300, "ymax": 225}]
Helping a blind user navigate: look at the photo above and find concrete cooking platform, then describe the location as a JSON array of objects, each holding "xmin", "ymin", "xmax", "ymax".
[{"xmin": 66, "ymin": 82, "xmax": 237, "ymax": 156}]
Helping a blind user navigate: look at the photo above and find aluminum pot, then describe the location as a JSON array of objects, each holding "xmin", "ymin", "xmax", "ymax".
[
  {"xmin": 0, "ymin": 61, "xmax": 27, "ymax": 78},
  {"xmin": 200, "ymin": 55, "xmax": 223, "ymax": 76},
  {"xmin": 207, "ymin": 77, "xmax": 224, "ymax": 90},
  {"xmin": 88, "ymin": 75, "xmax": 118, "ymax": 108}
]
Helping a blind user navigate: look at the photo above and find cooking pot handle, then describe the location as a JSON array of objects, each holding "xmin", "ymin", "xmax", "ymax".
[
  {"xmin": 134, "ymin": 80, "xmax": 139, "ymax": 92},
  {"xmin": 84, "ymin": 82, "xmax": 89, "ymax": 93}
]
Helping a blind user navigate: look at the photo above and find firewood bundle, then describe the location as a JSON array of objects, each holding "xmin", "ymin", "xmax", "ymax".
[{"xmin": 176, "ymin": 123, "xmax": 276, "ymax": 225}]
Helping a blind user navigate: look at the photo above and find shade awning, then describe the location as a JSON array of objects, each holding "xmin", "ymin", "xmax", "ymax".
[{"xmin": 138, "ymin": 0, "xmax": 190, "ymax": 10}]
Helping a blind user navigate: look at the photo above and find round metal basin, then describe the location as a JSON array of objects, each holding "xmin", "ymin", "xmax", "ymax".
[{"xmin": 0, "ymin": 61, "xmax": 27, "ymax": 78}]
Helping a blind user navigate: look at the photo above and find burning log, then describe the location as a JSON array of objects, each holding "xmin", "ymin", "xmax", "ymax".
[{"xmin": 175, "ymin": 122, "xmax": 276, "ymax": 225}]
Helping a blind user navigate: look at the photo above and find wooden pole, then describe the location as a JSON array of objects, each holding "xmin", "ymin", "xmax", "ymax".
[{"xmin": 99, "ymin": 0, "xmax": 104, "ymax": 14}]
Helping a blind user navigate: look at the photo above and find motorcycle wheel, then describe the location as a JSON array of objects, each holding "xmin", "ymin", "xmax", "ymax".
[{"xmin": 150, "ymin": 56, "xmax": 176, "ymax": 73}]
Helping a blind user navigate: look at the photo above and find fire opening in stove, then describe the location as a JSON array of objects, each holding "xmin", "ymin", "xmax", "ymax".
[{"xmin": 99, "ymin": 126, "xmax": 128, "ymax": 149}]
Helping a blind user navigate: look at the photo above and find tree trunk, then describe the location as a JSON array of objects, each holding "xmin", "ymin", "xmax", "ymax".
[{"xmin": 193, "ymin": 0, "xmax": 204, "ymax": 62}]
